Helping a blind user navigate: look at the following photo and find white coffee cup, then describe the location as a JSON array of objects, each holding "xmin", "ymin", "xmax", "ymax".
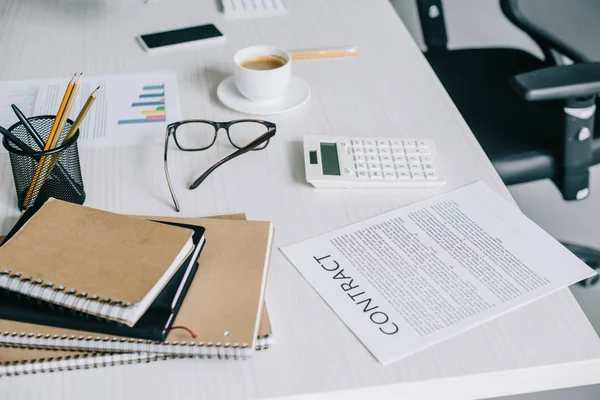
[{"xmin": 233, "ymin": 45, "xmax": 292, "ymax": 101}]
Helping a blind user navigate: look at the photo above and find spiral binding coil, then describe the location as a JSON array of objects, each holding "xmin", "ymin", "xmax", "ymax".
[
  {"xmin": 0, "ymin": 339, "xmax": 273, "ymax": 377},
  {"xmin": 0, "ymin": 270, "xmax": 131, "ymax": 322},
  {"xmin": 0, "ymin": 331, "xmax": 273, "ymax": 360},
  {"xmin": 0, "ymin": 352, "xmax": 166, "ymax": 377}
]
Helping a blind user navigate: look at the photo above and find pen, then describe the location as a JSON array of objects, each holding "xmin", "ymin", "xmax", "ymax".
[
  {"xmin": 289, "ymin": 46, "xmax": 359, "ymax": 60},
  {"xmin": 0, "ymin": 126, "xmax": 36, "ymax": 155},
  {"xmin": 11, "ymin": 104, "xmax": 46, "ymax": 150}
]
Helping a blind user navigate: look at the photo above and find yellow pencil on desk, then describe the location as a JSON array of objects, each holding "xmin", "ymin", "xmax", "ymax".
[
  {"xmin": 42, "ymin": 86, "xmax": 100, "ymax": 178},
  {"xmin": 289, "ymin": 46, "xmax": 359, "ymax": 60},
  {"xmin": 23, "ymin": 73, "xmax": 81, "ymax": 208},
  {"xmin": 53, "ymin": 73, "xmax": 82, "ymax": 148},
  {"xmin": 63, "ymin": 86, "xmax": 100, "ymax": 144}
]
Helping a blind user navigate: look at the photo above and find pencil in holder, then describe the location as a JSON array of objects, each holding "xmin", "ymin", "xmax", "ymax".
[{"xmin": 3, "ymin": 115, "xmax": 86, "ymax": 210}]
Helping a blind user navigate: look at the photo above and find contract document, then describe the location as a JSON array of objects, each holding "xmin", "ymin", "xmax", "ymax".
[{"xmin": 281, "ymin": 181, "xmax": 596, "ymax": 365}]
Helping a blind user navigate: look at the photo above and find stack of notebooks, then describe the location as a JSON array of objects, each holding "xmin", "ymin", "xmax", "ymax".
[{"xmin": 0, "ymin": 199, "xmax": 275, "ymax": 376}]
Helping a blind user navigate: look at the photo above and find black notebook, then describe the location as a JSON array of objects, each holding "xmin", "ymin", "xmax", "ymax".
[{"xmin": 0, "ymin": 205, "xmax": 206, "ymax": 341}]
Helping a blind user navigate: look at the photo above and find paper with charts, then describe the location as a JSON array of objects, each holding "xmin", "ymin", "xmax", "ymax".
[
  {"xmin": 0, "ymin": 71, "xmax": 181, "ymax": 152},
  {"xmin": 281, "ymin": 181, "xmax": 596, "ymax": 365}
]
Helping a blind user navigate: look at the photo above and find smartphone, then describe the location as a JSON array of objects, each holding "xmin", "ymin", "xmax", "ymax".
[{"xmin": 137, "ymin": 24, "xmax": 225, "ymax": 53}]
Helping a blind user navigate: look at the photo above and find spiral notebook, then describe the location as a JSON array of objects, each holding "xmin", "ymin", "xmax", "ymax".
[
  {"xmin": 0, "ymin": 199, "xmax": 196, "ymax": 327},
  {"xmin": 0, "ymin": 306, "xmax": 273, "ymax": 377},
  {"xmin": 0, "ymin": 221, "xmax": 206, "ymax": 341},
  {"xmin": 0, "ymin": 215, "xmax": 274, "ymax": 358}
]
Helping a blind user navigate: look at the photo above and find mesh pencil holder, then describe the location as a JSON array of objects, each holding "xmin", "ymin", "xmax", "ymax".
[{"xmin": 3, "ymin": 115, "xmax": 86, "ymax": 210}]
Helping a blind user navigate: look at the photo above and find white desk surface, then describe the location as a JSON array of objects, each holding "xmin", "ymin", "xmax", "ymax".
[{"xmin": 0, "ymin": 0, "xmax": 599, "ymax": 399}]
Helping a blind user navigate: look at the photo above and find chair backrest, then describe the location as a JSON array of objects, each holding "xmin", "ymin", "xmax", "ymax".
[
  {"xmin": 415, "ymin": 0, "xmax": 448, "ymax": 51},
  {"xmin": 500, "ymin": 0, "xmax": 600, "ymax": 63}
]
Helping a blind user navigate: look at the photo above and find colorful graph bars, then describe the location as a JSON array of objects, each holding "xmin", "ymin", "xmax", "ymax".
[{"xmin": 117, "ymin": 84, "xmax": 167, "ymax": 125}]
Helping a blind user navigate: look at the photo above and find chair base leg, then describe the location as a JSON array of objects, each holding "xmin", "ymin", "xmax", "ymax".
[{"xmin": 562, "ymin": 242, "xmax": 600, "ymax": 287}]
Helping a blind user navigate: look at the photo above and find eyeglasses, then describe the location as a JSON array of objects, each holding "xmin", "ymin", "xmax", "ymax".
[{"xmin": 164, "ymin": 119, "xmax": 276, "ymax": 212}]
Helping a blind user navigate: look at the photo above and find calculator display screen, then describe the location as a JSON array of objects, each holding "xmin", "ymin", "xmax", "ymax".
[{"xmin": 320, "ymin": 143, "xmax": 341, "ymax": 176}]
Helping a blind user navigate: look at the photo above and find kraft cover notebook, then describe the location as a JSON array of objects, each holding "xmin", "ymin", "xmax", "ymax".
[
  {"xmin": 0, "ymin": 215, "xmax": 274, "ymax": 359},
  {"xmin": 0, "ymin": 199, "xmax": 196, "ymax": 327},
  {"xmin": 0, "ymin": 220, "xmax": 206, "ymax": 342},
  {"xmin": 0, "ymin": 307, "xmax": 273, "ymax": 377}
]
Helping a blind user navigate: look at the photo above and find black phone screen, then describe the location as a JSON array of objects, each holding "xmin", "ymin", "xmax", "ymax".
[{"xmin": 140, "ymin": 24, "xmax": 223, "ymax": 49}]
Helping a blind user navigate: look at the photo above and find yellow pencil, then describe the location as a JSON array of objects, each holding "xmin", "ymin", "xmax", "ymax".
[
  {"xmin": 43, "ymin": 86, "xmax": 100, "ymax": 177},
  {"xmin": 43, "ymin": 74, "xmax": 77, "ymax": 152},
  {"xmin": 51, "ymin": 73, "xmax": 82, "ymax": 148},
  {"xmin": 289, "ymin": 46, "xmax": 359, "ymax": 60},
  {"xmin": 23, "ymin": 73, "xmax": 80, "ymax": 208},
  {"xmin": 63, "ymin": 86, "xmax": 99, "ymax": 145}
]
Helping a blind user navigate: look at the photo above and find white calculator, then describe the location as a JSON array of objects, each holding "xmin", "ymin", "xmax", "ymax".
[{"xmin": 303, "ymin": 136, "xmax": 446, "ymax": 189}]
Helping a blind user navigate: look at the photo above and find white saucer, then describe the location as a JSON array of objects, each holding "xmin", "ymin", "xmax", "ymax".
[{"xmin": 217, "ymin": 75, "xmax": 311, "ymax": 115}]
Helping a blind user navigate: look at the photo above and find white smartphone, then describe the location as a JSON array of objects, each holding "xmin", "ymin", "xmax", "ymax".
[{"xmin": 137, "ymin": 24, "xmax": 225, "ymax": 54}]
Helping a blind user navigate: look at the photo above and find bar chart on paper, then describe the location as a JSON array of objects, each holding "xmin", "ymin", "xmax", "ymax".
[
  {"xmin": 118, "ymin": 84, "xmax": 167, "ymax": 125},
  {"xmin": 0, "ymin": 71, "xmax": 181, "ymax": 149}
]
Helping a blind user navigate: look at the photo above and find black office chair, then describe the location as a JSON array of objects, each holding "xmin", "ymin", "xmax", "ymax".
[{"xmin": 416, "ymin": 0, "xmax": 600, "ymax": 285}]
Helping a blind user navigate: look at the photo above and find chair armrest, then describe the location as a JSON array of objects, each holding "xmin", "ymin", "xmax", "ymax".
[{"xmin": 511, "ymin": 62, "xmax": 600, "ymax": 101}]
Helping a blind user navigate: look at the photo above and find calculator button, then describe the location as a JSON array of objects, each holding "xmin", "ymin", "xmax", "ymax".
[
  {"xmin": 365, "ymin": 147, "xmax": 377, "ymax": 155},
  {"xmin": 395, "ymin": 163, "xmax": 408, "ymax": 171},
  {"xmin": 403, "ymin": 140, "xmax": 416, "ymax": 149},
  {"xmin": 392, "ymin": 148, "xmax": 405, "ymax": 156},
  {"xmin": 391, "ymin": 140, "xmax": 403, "ymax": 148},
  {"xmin": 367, "ymin": 155, "xmax": 379, "ymax": 162},
  {"xmin": 355, "ymin": 162, "xmax": 367, "ymax": 170},
  {"xmin": 353, "ymin": 147, "xmax": 364, "ymax": 154},
  {"xmin": 394, "ymin": 155, "xmax": 407, "ymax": 163},
  {"xmin": 351, "ymin": 139, "xmax": 363, "ymax": 146},
  {"xmin": 409, "ymin": 148, "xmax": 431, "ymax": 156},
  {"xmin": 370, "ymin": 171, "xmax": 383, "ymax": 179},
  {"xmin": 409, "ymin": 163, "xmax": 422, "ymax": 170},
  {"xmin": 384, "ymin": 171, "xmax": 397, "ymax": 179},
  {"xmin": 368, "ymin": 162, "xmax": 381, "ymax": 170},
  {"xmin": 378, "ymin": 148, "xmax": 391, "ymax": 155},
  {"xmin": 397, "ymin": 171, "xmax": 410, "ymax": 179},
  {"xmin": 364, "ymin": 139, "xmax": 376, "ymax": 147},
  {"xmin": 408, "ymin": 156, "xmax": 420, "ymax": 162},
  {"xmin": 417, "ymin": 140, "xmax": 428, "ymax": 148},
  {"xmin": 380, "ymin": 155, "xmax": 393, "ymax": 163},
  {"xmin": 405, "ymin": 148, "xmax": 421, "ymax": 155},
  {"xmin": 344, "ymin": 167, "xmax": 353, "ymax": 175},
  {"xmin": 420, "ymin": 156, "xmax": 433, "ymax": 163},
  {"xmin": 425, "ymin": 171, "xmax": 439, "ymax": 179},
  {"xmin": 357, "ymin": 170, "xmax": 369, "ymax": 179},
  {"xmin": 411, "ymin": 171, "xmax": 425, "ymax": 179},
  {"xmin": 377, "ymin": 140, "xmax": 390, "ymax": 147},
  {"xmin": 354, "ymin": 154, "xmax": 366, "ymax": 162},
  {"xmin": 422, "ymin": 163, "xmax": 435, "ymax": 171},
  {"xmin": 382, "ymin": 163, "xmax": 394, "ymax": 171}
]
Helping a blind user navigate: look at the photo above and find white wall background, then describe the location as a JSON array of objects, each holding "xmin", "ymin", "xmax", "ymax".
[{"xmin": 390, "ymin": 1, "xmax": 600, "ymax": 399}]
